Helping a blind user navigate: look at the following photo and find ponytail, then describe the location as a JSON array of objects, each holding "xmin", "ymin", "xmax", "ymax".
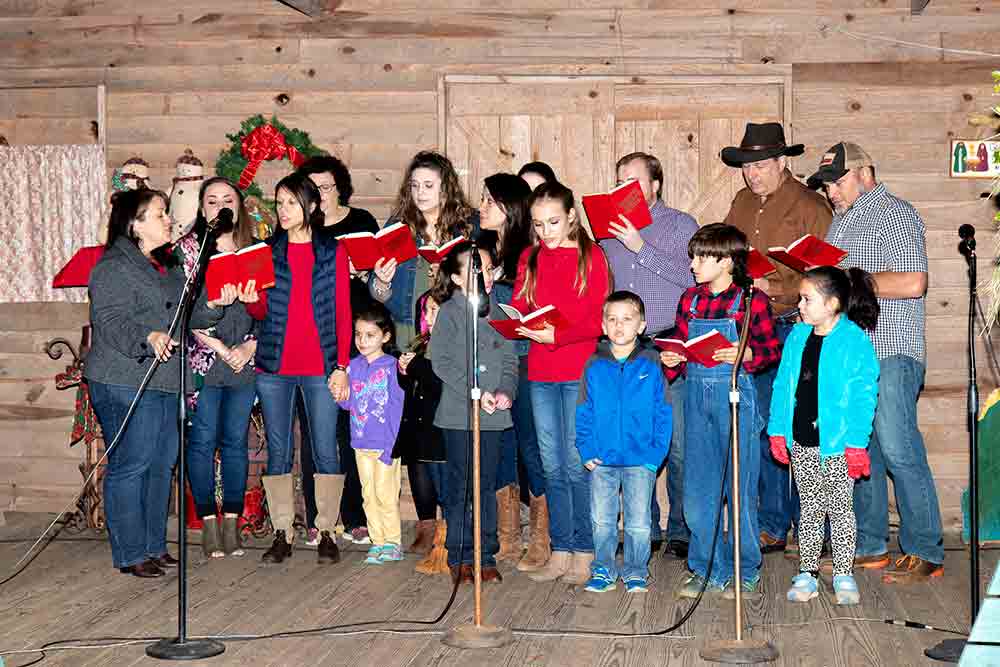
[{"xmin": 803, "ymin": 266, "xmax": 879, "ymax": 331}]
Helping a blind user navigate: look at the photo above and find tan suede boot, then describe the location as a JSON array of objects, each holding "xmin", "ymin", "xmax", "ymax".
[
  {"xmin": 527, "ymin": 550, "xmax": 571, "ymax": 582},
  {"xmin": 562, "ymin": 552, "xmax": 594, "ymax": 586},
  {"xmin": 495, "ymin": 485, "xmax": 522, "ymax": 563},
  {"xmin": 516, "ymin": 494, "xmax": 551, "ymax": 572},
  {"xmin": 409, "ymin": 519, "xmax": 436, "ymax": 556},
  {"xmin": 313, "ymin": 473, "xmax": 345, "ymax": 564},
  {"xmin": 261, "ymin": 474, "xmax": 295, "ymax": 563},
  {"xmin": 415, "ymin": 520, "xmax": 450, "ymax": 575}
]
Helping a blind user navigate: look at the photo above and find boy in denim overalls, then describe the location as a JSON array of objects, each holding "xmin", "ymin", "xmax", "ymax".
[{"xmin": 660, "ymin": 223, "xmax": 781, "ymax": 598}]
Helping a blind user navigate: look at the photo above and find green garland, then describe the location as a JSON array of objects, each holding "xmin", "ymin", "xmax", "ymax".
[{"xmin": 214, "ymin": 114, "xmax": 326, "ymax": 204}]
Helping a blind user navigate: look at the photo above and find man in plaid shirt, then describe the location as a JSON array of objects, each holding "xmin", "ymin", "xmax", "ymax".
[
  {"xmin": 602, "ymin": 151, "xmax": 699, "ymax": 559},
  {"xmin": 811, "ymin": 142, "xmax": 943, "ymax": 583}
]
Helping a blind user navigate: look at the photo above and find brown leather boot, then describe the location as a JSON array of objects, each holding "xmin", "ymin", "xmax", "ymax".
[
  {"xmin": 415, "ymin": 520, "xmax": 450, "ymax": 575},
  {"xmin": 495, "ymin": 485, "xmax": 522, "ymax": 563},
  {"xmin": 409, "ymin": 519, "xmax": 436, "ymax": 556},
  {"xmin": 517, "ymin": 494, "xmax": 551, "ymax": 572}
]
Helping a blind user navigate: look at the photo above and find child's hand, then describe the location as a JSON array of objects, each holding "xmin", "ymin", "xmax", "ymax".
[
  {"xmin": 398, "ymin": 352, "xmax": 416, "ymax": 375},
  {"xmin": 659, "ymin": 350, "xmax": 685, "ymax": 368},
  {"xmin": 328, "ymin": 368, "xmax": 349, "ymax": 402},
  {"xmin": 584, "ymin": 458, "xmax": 602, "ymax": 471},
  {"xmin": 769, "ymin": 436, "xmax": 789, "ymax": 465},
  {"xmin": 237, "ymin": 279, "xmax": 259, "ymax": 304},
  {"xmin": 481, "ymin": 391, "xmax": 497, "ymax": 414},
  {"xmin": 495, "ymin": 392, "xmax": 512, "ymax": 410},
  {"xmin": 207, "ymin": 283, "xmax": 239, "ymax": 309},
  {"xmin": 713, "ymin": 343, "xmax": 752, "ymax": 364},
  {"xmin": 845, "ymin": 448, "xmax": 871, "ymax": 479},
  {"xmin": 517, "ymin": 323, "xmax": 555, "ymax": 345}
]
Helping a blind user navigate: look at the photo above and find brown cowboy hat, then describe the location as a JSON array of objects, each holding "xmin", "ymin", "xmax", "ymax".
[{"xmin": 720, "ymin": 122, "xmax": 804, "ymax": 167}]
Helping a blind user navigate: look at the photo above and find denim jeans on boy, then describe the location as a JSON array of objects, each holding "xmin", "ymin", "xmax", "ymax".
[
  {"xmin": 256, "ymin": 373, "xmax": 341, "ymax": 475},
  {"xmin": 651, "ymin": 375, "xmax": 688, "ymax": 544},
  {"xmin": 443, "ymin": 428, "xmax": 501, "ymax": 566},
  {"xmin": 497, "ymin": 360, "xmax": 546, "ymax": 495},
  {"xmin": 854, "ymin": 355, "xmax": 944, "ymax": 564},
  {"xmin": 684, "ymin": 370, "xmax": 762, "ymax": 587},
  {"xmin": 188, "ymin": 383, "xmax": 257, "ymax": 517},
  {"xmin": 757, "ymin": 319, "xmax": 796, "ymax": 542},
  {"xmin": 592, "ymin": 465, "xmax": 656, "ymax": 581},
  {"xmin": 531, "ymin": 380, "xmax": 593, "ymax": 553},
  {"xmin": 90, "ymin": 381, "xmax": 179, "ymax": 569}
]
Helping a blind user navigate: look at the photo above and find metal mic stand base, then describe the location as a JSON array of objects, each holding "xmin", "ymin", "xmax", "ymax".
[
  {"xmin": 700, "ymin": 639, "xmax": 779, "ymax": 664},
  {"xmin": 146, "ymin": 638, "xmax": 226, "ymax": 661},
  {"xmin": 442, "ymin": 624, "xmax": 514, "ymax": 649},
  {"xmin": 924, "ymin": 638, "xmax": 967, "ymax": 663}
]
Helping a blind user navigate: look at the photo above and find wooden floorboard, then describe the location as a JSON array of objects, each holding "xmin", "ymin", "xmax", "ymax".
[{"xmin": 0, "ymin": 512, "xmax": 996, "ymax": 667}]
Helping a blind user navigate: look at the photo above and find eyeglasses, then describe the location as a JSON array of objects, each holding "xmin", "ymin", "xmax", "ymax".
[{"xmin": 316, "ymin": 183, "xmax": 337, "ymax": 193}]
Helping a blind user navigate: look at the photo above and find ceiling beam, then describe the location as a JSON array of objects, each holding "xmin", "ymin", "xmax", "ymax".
[{"xmin": 912, "ymin": 0, "xmax": 931, "ymax": 14}]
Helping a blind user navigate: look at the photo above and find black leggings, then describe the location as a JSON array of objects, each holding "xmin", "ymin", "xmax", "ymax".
[{"xmin": 408, "ymin": 460, "xmax": 440, "ymax": 521}]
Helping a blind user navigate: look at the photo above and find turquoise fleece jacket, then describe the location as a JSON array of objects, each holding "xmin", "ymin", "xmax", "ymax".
[{"xmin": 768, "ymin": 317, "xmax": 879, "ymax": 460}]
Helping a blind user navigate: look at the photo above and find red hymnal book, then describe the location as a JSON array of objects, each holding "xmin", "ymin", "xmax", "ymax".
[
  {"xmin": 337, "ymin": 222, "xmax": 418, "ymax": 270},
  {"xmin": 488, "ymin": 303, "xmax": 570, "ymax": 340},
  {"xmin": 417, "ymin": 236, "xmax": 464, "ymax": 264},
  {"xmin": 654, "ymin": 329, "xmax": 734, "ymax": 368},
  {"xmin": 747, "ymin": 247, "xmax": 778, "ymax": 279},
  {"xmin": 52, "ymin": 245, "xmax": 105, "ymax": 288},
  {"xmin": 767, "ymin": 235, "xmax": 847, "ymax": 273},
  {"xmin": 580, "ymin": 180, "xmax": 653, "ymax": 240},
  {"xmin": 205, "ymin": 242, "xmax": 275, "ymax": 301}
]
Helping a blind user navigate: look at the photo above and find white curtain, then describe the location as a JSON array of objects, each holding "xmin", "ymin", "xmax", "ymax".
[{"xmin": 0, "ymin": 144, "xmax": 107, "ymax": 303}]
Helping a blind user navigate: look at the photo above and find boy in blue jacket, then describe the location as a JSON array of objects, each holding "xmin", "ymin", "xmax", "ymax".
[{"xmin": 576, "ymin": 291, "xmax": 672, "ymax": 593}]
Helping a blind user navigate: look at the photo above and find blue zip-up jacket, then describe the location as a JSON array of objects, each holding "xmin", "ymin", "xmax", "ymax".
[
  {"xmin": 768, "ymin": 317, "xmax": 880, "ymax": 460},
  {"xmin": 576, "ymin": 340, "xmax": 672, "ymax": 469},
  {"xmin": 255, "ymin": 230, "xmax": 341, "ymax": 377}
]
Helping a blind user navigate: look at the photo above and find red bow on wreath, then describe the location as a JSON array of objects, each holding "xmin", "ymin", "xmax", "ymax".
[{"xmin": 238, "ymin": 124, "xmax": 306, "ymax": 190}]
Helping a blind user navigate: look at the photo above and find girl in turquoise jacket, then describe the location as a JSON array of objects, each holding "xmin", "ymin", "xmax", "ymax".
[{"xmin": 768, "ymin": 266, "xmax": 879, "ymax": 607}]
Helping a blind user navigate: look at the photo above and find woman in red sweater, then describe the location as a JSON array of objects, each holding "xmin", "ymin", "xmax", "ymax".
[{"xmin": 510, "ymin": 181, "xmax": 610, "ymax": 585}]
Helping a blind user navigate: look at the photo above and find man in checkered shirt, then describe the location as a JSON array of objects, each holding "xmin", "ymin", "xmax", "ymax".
[{"xmin": 811, "ymin": 142, "xmax": 943, "ymax": 583}]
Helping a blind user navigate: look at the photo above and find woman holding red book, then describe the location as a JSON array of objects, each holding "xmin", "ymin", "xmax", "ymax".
[
  {"xmin": 245, "ymin": 173, "xmax": 353, "ymax": 565},
  {"xmin": 175, "ymin": 177, "xmax": 261, "ymax": 560},
  {"xmin": 510, "ymin": 181, "xmax": 611, "ymax": 585}
]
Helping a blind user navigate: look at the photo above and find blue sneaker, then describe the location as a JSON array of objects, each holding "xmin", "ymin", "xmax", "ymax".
[
  {"xmin": 787, "ymin": 572, "xmax": 819, "ymax": 602},
  {"xmin": 363, "ymin": 545, "xmax": 383, "ymax": 564},
  {"xmin": 721, "ymin": 574, "xmax": 761, "ymax": 600},
  {"xmin": 378, "ymin": 543, "xmax": 404, "ymax": 562},
  {"xmin": 833, "ymin": 574, "xmax": 860, "ymax": 605},
  {"xmin": 584, "ymin": 566, "xmax": 617, "ymax": 593},
  {"xmin": 623, "ymin": 576, "xmax": 648, "ymax": 593}
]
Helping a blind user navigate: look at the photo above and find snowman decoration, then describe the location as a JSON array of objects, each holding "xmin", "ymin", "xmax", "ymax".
[{"xmin": 168, "ymin": 149, "xmax": 205, "ymax": 241}]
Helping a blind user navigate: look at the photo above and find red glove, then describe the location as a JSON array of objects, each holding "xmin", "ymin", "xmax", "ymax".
[
  {"xmin": 845, "ymin": 448, "xmax": 870, "ymax": 480},
  {"xmin": 769, "ymin": 436, "xmax": 789, "ymax": 465}
]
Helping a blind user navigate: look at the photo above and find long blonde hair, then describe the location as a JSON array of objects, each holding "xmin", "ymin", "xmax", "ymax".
[{"xmin": 517, "ymin": 181, "xmax": 602, "ymax": 307}]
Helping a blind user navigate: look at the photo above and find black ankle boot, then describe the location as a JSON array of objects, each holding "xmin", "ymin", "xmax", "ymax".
[
  {"xmin": 262, "ymin": 530, "xmax": 292, "ymax": 564},
  {"xmin": 317, "ymin": 530, "xmax": 340, "ymax": 564}
]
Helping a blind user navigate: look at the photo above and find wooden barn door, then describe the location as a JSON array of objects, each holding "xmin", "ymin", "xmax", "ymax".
[{"xmin": 441, "ymin": 74, "xmax": 790, "ymax": 225}]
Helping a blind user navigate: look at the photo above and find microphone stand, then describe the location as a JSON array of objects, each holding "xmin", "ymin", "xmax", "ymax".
[
  {"xmin": 926, "ymin": 232, "xmax": 980, "ymax": 663},
  {"xmin": 443, "ymin": 243, "xmax": 512, "ymax": 650},
  {"xmin": 702, "ymin": 284, "xmax": 778, "ymax": 665},
  {"xmin": 147, "ymin": 227, "xmax": 225, "ymax": 661}
]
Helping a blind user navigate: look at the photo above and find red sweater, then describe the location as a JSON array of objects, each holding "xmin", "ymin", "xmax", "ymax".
[
  {"xmin": 510, "ymin": 244, "xmax": 610, "ymax": 383},
  {"xmin": 246, "ymin": 242, "xmax": 352, "ymax": 375}
]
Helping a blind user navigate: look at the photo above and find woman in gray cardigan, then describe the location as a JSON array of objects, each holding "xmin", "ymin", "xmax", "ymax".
[{"xmin": 86, "ymin": 188, "xmax": 233, "ymax": 578}]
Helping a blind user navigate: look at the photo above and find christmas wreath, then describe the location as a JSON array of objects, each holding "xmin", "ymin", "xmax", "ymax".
[{"xmin": 215, "ymin": 114, "xmax": 326, "ymax": 203}]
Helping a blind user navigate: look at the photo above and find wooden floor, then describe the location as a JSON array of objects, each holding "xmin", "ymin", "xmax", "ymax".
[{"xmin": 0, "ymin": 512, "xmax": 996, "ymax": 667}]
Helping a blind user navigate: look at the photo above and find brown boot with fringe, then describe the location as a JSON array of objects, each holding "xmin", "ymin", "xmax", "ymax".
[{"xmin": 415, "ymin": 520, "xmax": 449, "ymax": 575}]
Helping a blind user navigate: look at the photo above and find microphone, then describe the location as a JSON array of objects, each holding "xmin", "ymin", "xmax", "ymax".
[
  {"xmin": 959, "ymin": 223, "xmax": 976, "ymax": 256},
  {"xmin": 207, "ymin": 207, "xmax": 234, "ymax": 235},
  {"xmin": 468, "ymin": 242, "xmax": 490, "ymax": 318}
]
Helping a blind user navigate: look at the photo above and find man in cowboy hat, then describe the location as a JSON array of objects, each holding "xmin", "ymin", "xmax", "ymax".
[
  {"xmin": 721, "ymin": 122, "xmax": 832, "ymax": 558},
  {"xmin": 810, "ymin": 142, "xmax": 942, "ymax": 584}
]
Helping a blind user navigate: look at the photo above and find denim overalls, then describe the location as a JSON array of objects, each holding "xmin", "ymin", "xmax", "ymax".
[{"xmin": 682, "ymin": 288, "xmax": 763, "ymax": 588}]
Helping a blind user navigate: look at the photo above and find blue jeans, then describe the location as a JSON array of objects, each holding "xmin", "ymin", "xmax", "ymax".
[
  {"xmin": 854, "ymin": 355, "xmax": 943, "ymax": 563},
  {"xmin": 683, "ymin": 372, "xmax": 762, "ymax": 587},
  {"xmin": 256, "ymin": 373, "xmax": 341, "ymax": 475},
  {"xmin": 443, "ymin": 429, "xmax": 501, "ymax": 567},
  {"xmin": 90, "ymin": 381, "xmax": 179, "ymax": 569},
  {"xmin": 426, "ymin": 460, "xmax": 448, "ymax": 510},
  {"xmin": 497, "ymin": 360, "xmax": 545, "ymax": 496},
  {"xmin": 531, "ymin": 380, "xmax": 593, "ymax": 553},
  {"xmin": 757, "ymin": 319, "xmax": 796, "ymax": 541},
  {"xmin": 592, "ymin": 466, "xmax": 656, "ymax": 581},
  {"xmin": 651, "ymin": 376, "xmax": 688, "ymax": 543},
  {"xmin": 188, "ymin": 383, "xmax": 257, "ymax": 517}
]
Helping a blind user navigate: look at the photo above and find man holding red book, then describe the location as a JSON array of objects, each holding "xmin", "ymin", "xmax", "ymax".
[{"xmin": 721, "ymin": 122, "xmax": 833, "ymax": 557}]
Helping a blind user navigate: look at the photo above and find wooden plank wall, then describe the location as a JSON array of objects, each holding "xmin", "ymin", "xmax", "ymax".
[{"xmin": 2, "ymin": 0, "xmax": 1000, "ymax": 530}]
